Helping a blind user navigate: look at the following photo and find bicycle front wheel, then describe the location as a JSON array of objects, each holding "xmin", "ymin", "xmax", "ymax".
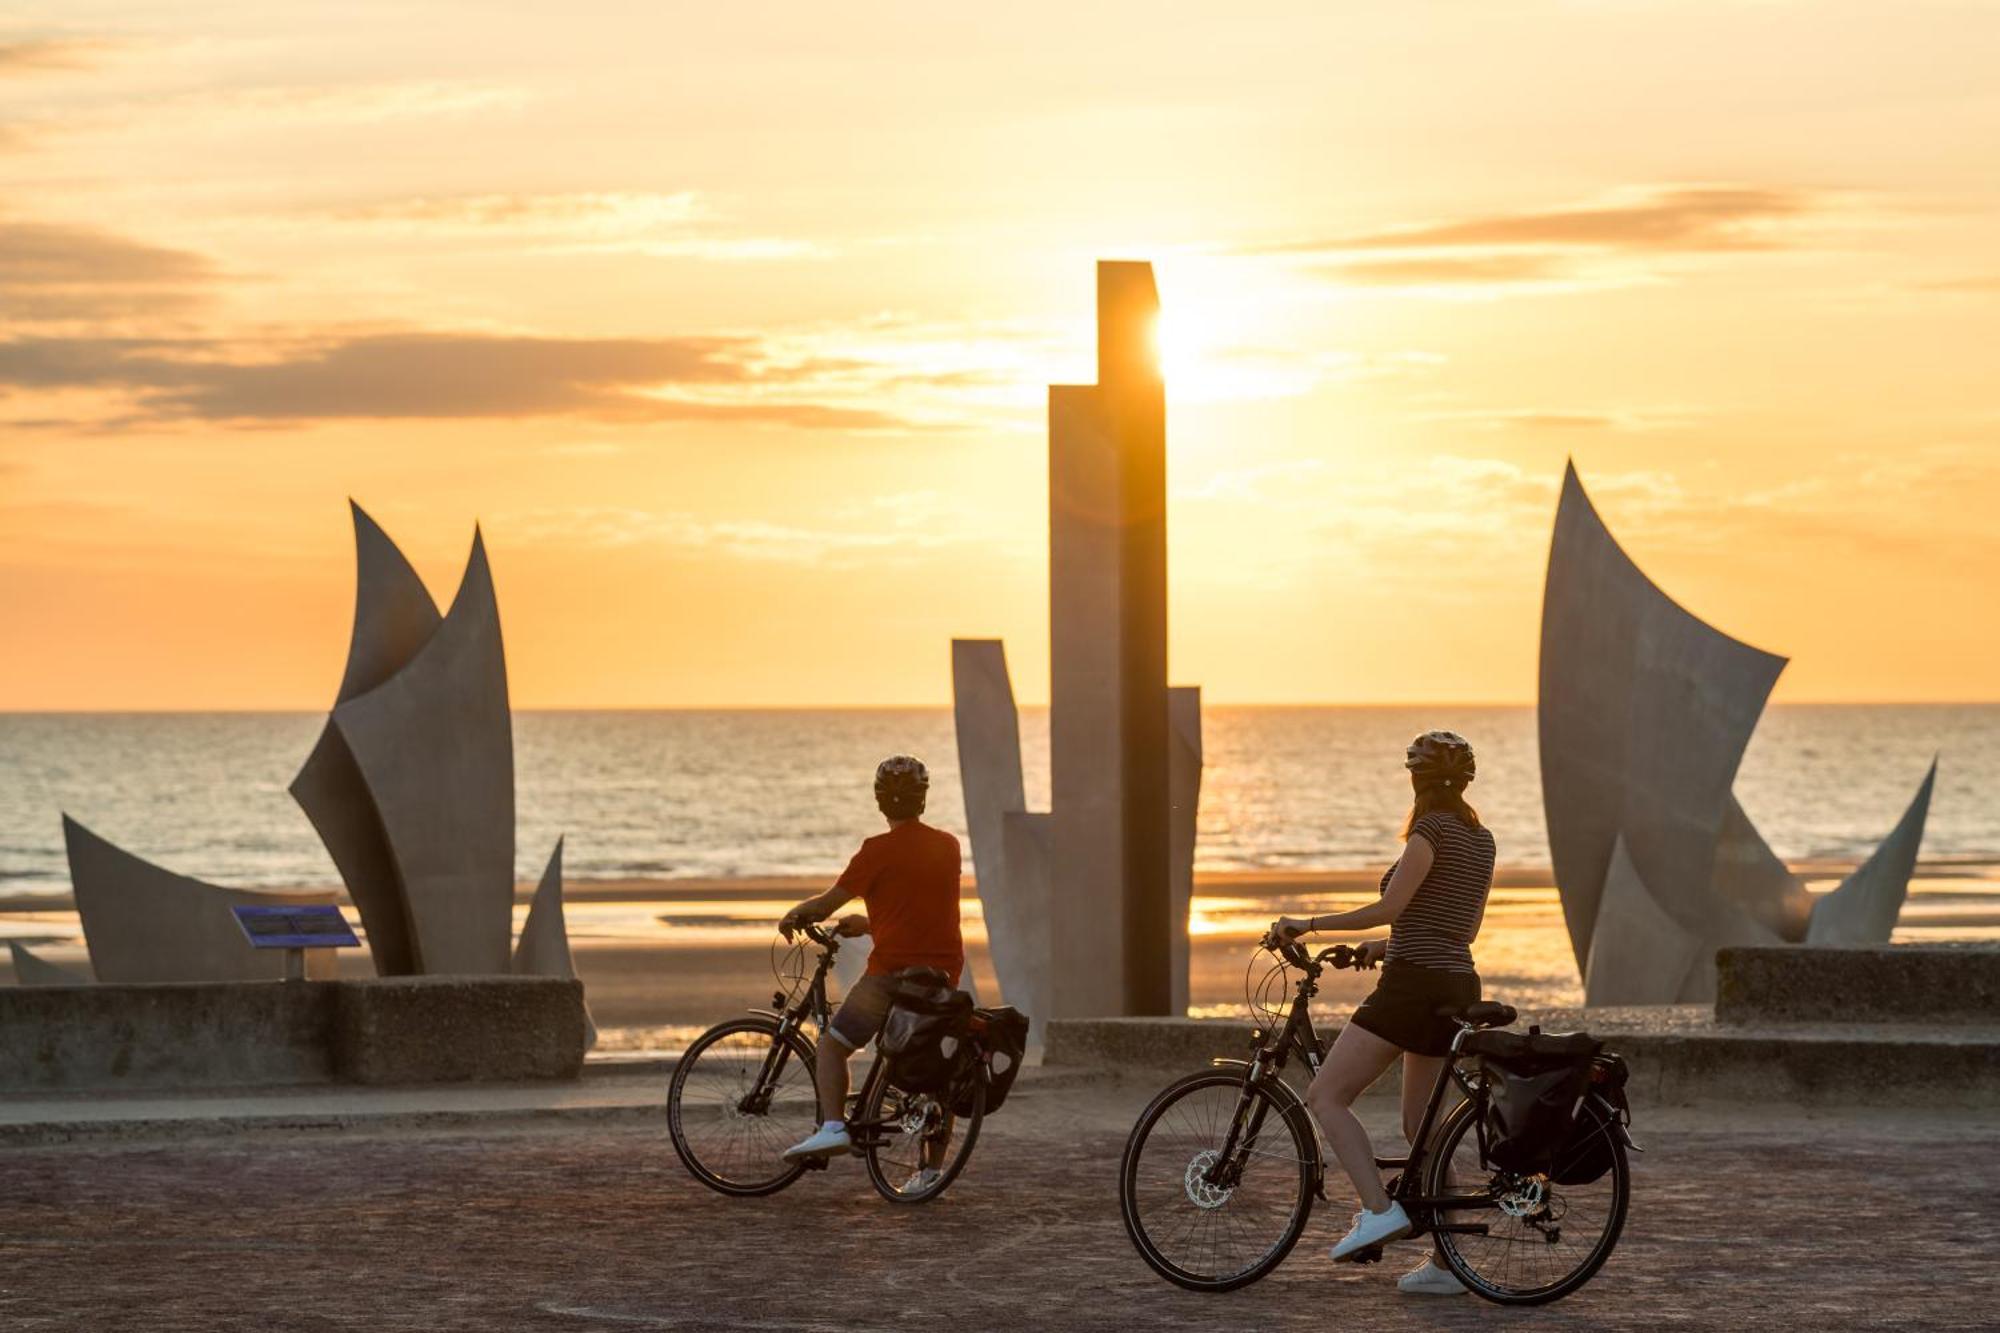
[
  {"xmin": 1119, "ymin": 1069, "xmax": 1318, "ymax": 1292},
  {"xmin": 858, "ymin": 1061, "xmax": 984, "ymax": 1204},
  {"xmin": 1424, "ymin": 1097, "xmax": 1629, "ymax": 1305},
  {"xmin": 667, "ymin": 1016, "xmax": 820, "ymax": 1197}
]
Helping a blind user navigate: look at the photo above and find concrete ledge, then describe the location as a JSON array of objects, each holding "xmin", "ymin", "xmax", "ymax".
[
  {"xmin": 0, "ymin": 982, "xmax": 335, "ymax": 1092},
  {"xmin": 1717, "ymin": 945, "xmax": 2000, "ymax": 1025},
  {"xmin": 1045, "ymin": 1012, "xmax": 2000, "ymax": 1108},
  {"xmin": 333, "ymin": 977, "xmax": 586, "ymax": 1085},
  {"xmin": 0, "ymin": 977, "xmax": 586, "ymax": 1092}
]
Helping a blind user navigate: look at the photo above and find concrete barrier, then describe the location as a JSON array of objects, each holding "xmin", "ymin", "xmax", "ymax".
[
  {"xmin": 1045, "ymin": 1009, "xmax": 2000, "ymax": 1109},
  {"xmin": 332, "ymin": 977, "xmax": 587, "ymax": 1085},
  {"xmin": 0, "ymin": 977, "xmax": 588, "ymax": 1093},
  {"xmin": 1717, "ymin": 945, "xmax": 2000, "ymax": 1025}
]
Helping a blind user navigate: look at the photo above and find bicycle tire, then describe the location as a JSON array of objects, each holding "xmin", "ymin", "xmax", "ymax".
[
  {"xmin": 667, "ymin": 1016, "xmax": 819, "ymax": 1198},
  {"xmin": 1119, "ymin": 1069, "xmax": 1319, "ymax": 1292},
  {"xmin": 858, "ymin": 1061, "xmax": 985, "ymax": 1204},
  {"xmin": 1425, "ymin": 1096, "xmax": 1629, "ymax": 1305}
]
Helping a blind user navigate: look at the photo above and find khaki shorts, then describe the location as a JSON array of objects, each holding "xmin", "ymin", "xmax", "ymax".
[{"xmin": 827, "ymin": 973, "xmax": 897, "ymax": 1050}]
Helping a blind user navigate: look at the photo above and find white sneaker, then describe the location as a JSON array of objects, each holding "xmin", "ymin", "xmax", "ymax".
[
  {"xmin": 1330, "ymin": 1200, "xmax": 1412, "ymax": 1261},
  {"xmin": 1397, "ymin": 1256, "xmax": 1468, "ymax": 1295},
  {"xmin": 899, "ymin": 1167, "xmax": 943, "ymax": 1195},
  {"xmin": 782, "ymin": 1123, "xmax": 851, "ymax": 1160}
]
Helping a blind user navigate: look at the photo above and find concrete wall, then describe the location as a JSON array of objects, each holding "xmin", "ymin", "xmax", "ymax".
[
  {"xmin": 1045, "ymin": 1009, "xmax": 2000, "ymax": 1108},
  {"xmin": 0, "ymin": 976, "xmax": 587, "ymax": 1093},
  {"xmin": 1717, "ymin": 945, "xmax": 2000, "ymax": 1025}
]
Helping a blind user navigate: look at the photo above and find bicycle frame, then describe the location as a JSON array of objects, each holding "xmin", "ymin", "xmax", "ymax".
[
  {"xmin": 1205, "ymin": 947, "xmax": 1500, "ymax": 1240},
  {"xmin": 740, "ymin": 929, "xmax": 946, "ymax": 1152}
]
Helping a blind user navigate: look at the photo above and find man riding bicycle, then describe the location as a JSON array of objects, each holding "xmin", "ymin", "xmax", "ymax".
[{"xmin": 778, "ymin": 755, "xmax": 964, "ymax": 1181}]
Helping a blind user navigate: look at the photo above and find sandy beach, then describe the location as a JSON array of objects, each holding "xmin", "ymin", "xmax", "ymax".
[{"xmin": 7, "ymin": 863, "xmax": 1998, "ymax": 1045}]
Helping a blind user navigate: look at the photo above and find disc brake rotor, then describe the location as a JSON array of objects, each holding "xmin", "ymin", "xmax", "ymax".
[
  {"xmin": 1497, "ymin": 1175, "xmax": 1549, "ymax": 1218},
  {"xmin": 1183, "ymin": 1149, "xmax": 1234, "ymax": 1210}
]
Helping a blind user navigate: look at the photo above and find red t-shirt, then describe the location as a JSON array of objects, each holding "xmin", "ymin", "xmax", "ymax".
[{"xmin": 835, "ymin": 821, "xmax": 964, "ymax": 980}]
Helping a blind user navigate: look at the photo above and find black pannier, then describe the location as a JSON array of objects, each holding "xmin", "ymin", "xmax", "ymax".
[
  {"xmin": 954, "ymin": 1006, "xmax": 1032, "ymax": 1116},
  {"xmin": 1466, "ymin": 1027, "xmax": 1602, "ymax": 1176},
  {"xmin": 877, "ymin": 967, "xmax": 974, "ymax": 1096},
  {"xmin": 1549, "ymin": 1052, "xmax": 1632, "ymax": 1185}
]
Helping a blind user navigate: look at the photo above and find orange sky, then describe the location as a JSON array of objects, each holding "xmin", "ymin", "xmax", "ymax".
[{"xmin": 3, "ymin": 3, "xmax": 1999, "ymax": 709}]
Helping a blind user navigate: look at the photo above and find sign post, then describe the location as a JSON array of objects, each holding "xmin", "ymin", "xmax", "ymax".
[{"xmin": 230, "ymin": 904, "xmax": 360, "ymax": 980}]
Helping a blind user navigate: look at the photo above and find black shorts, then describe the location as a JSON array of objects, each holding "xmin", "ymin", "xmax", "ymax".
[{"xmin": 1349, "ymin": 962, "xmax": 1481, "ymax": 1057}]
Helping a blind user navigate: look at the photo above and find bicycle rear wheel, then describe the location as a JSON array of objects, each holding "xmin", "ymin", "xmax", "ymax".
[
  {"xmin": 1119, "ymin": 1070, "xmax": 1318, "ymax": 1292},
  {"xmin": 1424, "ymin": 1097, "xmax": 1629, "ymax": 1305},
  {"xmin": 858, "ymin": 1061, "xmax": 985, "ymax": 1204},
  {"xmin": 667, "ymin": 1017, "xmax": 819, "ymax": 1197}
]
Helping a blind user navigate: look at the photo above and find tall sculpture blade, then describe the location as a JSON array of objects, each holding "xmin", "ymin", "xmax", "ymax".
[
  {"xmin": 290, "ymin": 500, "xmax": 442, "ymax": 976},
  {"xmin": 513, "ymin": 837, "xmax": 596, "ymax": 1048},
  {"xmin": 1048, "ymin": 259, "xmax": 1172, "ymax": 1018},
  {"xmin": 333, "ymin": 529, "xmax": 515, "ymax": 975},
  {"xmin": 1168, "ymin": 686, "xmax": 1203, "ymax": 1018},
  {"xmin": 8, "ymin": 939, "xmax": 89, "ymax": 986},
  {"xmin": 1539, "ymin": 462, "xmax": 1788, "ymax": 970},
  {"xmin": 1583, "ymin": 835, "xmax": 1704, "ymax": 1007},
  {"xmin": 1709, "ymin": 794, "xmax": 1814, "ymax": 942},
  {"xmin": 1807, "ymin": 760, "xmax": 1937, "ymax": 945},
  {"xmin": 952, "ymin": 639, "xmax": 1038, "ymax": 1011},
  {"xmin": 62, "ymin": 815, "xmax": 339, "ymax": 983}
]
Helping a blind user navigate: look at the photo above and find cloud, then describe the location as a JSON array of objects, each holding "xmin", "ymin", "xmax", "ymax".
[
  {"xmin": 0, "ymin": 39, "xmax": 111, "ymax": 75},
  {"xmin": 0, "ymin": 221, "xmax": 219, "ymax": 320},
  {"xmin": 0, "ymin": 331, "xmax": 918, "ymax": 429},
  {"xmin": 1916, "ymin": 274, "xmax": 2000, "ymax": 293},
  {"xmin": 497, "ymin": 505, "xmax": 988, "ymax": 567},
  {"xmin": 1319, "ymin": 254, "xmax": 1569, "ymax": 286},
  {"xmin": 1416, "ymin": 407, "xmax": 1702, "ymax": 433},
  {"xmin": 1254, "ymin": 187, "xmax": 1816, "ymax": 258},
  {"xmin": 335, "ymin": 192, "xmax": 705, "ymax": 230}
]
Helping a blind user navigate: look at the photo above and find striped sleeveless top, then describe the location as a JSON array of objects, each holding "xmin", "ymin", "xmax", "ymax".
[{"xmin": 1379, "ymin": 811, "xmax": 1495, "ymax": 974}]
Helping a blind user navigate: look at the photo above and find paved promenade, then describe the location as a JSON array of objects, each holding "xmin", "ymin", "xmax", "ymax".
[{"xmin": 1, "ymin": 1078, "xmax": 1994, "ymax": 1331}]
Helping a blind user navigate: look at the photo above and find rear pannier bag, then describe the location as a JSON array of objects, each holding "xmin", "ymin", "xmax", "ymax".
[
  {"xmin": 954, "ymin": 1006, "xmax": 1032, "ymax": 1116},
  {"xmin": 877, "ymin": 968, "xmax": 974, "ymax": 1096},
  {"xmin": 1549, "ymin": 1052, "xmax": 1632, "ymax": 1186},
  {"xmin": 1465, "ymin": 1028, "xmax": 1602, "ymax": 1176}
]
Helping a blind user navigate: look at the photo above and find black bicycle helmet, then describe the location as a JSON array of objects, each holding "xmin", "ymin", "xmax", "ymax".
[
  {"xmin": 1405, "ymin": 730, "xmax": 1476, "ymax": 791},
  {"xmin": 874, "ymin": 754, "xmax": 930, "ymax": 816}
]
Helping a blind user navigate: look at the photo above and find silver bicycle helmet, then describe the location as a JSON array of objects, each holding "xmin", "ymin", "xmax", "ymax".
[{"xmin": 1406, "ymin": 730, "xmax": 1476, "ymax": 791}]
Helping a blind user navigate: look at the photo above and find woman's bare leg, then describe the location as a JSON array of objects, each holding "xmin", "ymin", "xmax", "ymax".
[{"xmin": 1307, "ymin": 1023, "xmax": 1403, "ymax": 1213}]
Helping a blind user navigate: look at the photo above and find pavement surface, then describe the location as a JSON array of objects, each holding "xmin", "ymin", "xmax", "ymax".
[{"xmin": 1, "ymin": 1076, "xmax": 1995, "ymax": 1331}]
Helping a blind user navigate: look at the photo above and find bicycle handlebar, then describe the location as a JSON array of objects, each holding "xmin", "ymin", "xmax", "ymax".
[
  {"xmin": 783, "ymin": 919, "xmax": 837, "ymax": 948},
  {"xmin": 1258, "ymin": 932, "xmax": 1378, "ymax": 973}
]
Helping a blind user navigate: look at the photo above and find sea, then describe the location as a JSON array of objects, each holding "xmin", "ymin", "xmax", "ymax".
[{"xmin": 2, "ymin": 705, "xmax": 1996, "ymax": 896}]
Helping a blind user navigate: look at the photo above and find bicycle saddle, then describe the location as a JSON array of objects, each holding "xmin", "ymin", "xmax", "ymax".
[{"xmin": 1441, "ymin": 1000, "xmax": 1517, "ymax": 1028}]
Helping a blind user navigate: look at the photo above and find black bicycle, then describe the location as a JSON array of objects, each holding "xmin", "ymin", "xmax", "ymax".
[
  {"xmin": 1118, "ymin": 935, "xmax": 1633, "ymax": 1303},
  {"xmin": 666, "ymin": 921, "xmax": 989, "ymax": 1204}
]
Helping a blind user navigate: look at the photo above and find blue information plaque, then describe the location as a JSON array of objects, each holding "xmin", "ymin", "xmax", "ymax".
[{"xmin": 230, "ymin": 904, "xmax": 360, "ymax": 950}]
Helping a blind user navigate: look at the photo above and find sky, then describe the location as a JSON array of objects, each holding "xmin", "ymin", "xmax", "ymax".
[{"xmin": 2, "ymin": 1, "xmax": 1998, "ymax": 709}]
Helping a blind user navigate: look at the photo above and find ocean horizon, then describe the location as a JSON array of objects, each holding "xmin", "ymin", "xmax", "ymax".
[{"xmin": 2, "ymin": 703, "xmax": 1994, "ymax": 898}]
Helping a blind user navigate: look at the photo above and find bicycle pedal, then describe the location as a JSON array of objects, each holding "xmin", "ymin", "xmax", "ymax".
[
  {"xmin": 802, "ymin": 1156, "xmax": 831, "ymax": 1172},
  {"xmin": 1348, "ymin": 1244, "xmax": 1385, "ymax": 1265}
]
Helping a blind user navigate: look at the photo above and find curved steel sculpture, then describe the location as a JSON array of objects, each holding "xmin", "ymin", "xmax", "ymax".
[
  {"xmin": 1808, "ymin": 761, "xmax": 1938, "ymax": 946},
  {"xmin": 514, "ymin": 837, "xmax": 597, "ymax": 1047},
  {"xmin": 1541, "ymin": 463, "xmax": 1935, "ymax": 1003},
  {"xmin": 61, "ymin": 815, "xmax": 339, "ymax": 983},
  {"xmin": 290, "ymin": 501, "xmax": 442, "ymax": 976},
  {"xmin": 332, "ymin": 528, "xmax": 514, "ymax": 975},
  {"xmin": 951, "ymin": 639, "xmax": 1049, "ymax": 1019},
  {"xmin": 8, "ymin": 940, "xmax": 88, "ymax": 986},
  {"xmin": 950, "ymin": 637, "xmax": 1197, "ymax": 1020}
]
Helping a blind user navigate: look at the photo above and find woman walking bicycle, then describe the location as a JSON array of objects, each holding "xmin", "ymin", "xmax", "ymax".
[{"xmin": 1271, "ymin": 729, "xmax": 1496, "ymax": 1296}]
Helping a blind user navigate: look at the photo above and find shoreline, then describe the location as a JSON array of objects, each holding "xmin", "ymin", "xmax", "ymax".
[
  {"xmin": 6, "ymin": 857, "xmax": 2000, "ymax": 913},
  {"xmin": 11, "ymin": 852, "xmax": 2000, "ymax": 912}
]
